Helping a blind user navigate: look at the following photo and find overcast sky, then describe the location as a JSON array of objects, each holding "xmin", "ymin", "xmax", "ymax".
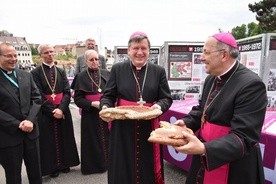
[{"xmin": 1, "ymin": 0, "xmax": 258, "ymax": 51}]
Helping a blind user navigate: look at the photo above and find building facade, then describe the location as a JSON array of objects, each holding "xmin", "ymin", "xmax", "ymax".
[{"xmin": 0, "ymin": 30, "xmax": 33, "ymax": 70}]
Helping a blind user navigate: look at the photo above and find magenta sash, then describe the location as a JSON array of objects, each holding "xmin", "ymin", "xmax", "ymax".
[
  {"xmin": 45, "ymin": 93, "xmax": 63, "ymax": 105},
  {"xmin": 80, "ymin": 94, "xmax": 103, "ymax": 116},
  {"xmin": 85, "ymin": 94, "xmax": 102, "ymax": 101},
  {"xmin": 201, "ymin": 121, "xmax": 231, "ymax": 184},
  {"xmin": 117, "ymin": 98, "xmax": 164, "ymax": 184},
  {"xmin": 117, "ymin": 98, "xmax": 153, "ymax": 107}
]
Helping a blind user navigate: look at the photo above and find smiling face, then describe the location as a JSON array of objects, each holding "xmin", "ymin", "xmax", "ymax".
[
  {"xmin": 0, "ymin": 44, "xmax": 18, "ymax": 72},
  {"xmin": 200, "ymin": 37, "xmax": 225, "ymax": 76},
  {"xmin": 86, "ymin": 39, "xmax": 96, "ymax": 50},
  {"xmin": 127, "ymin": 38, "xmax": 150, "ymax": 68}
]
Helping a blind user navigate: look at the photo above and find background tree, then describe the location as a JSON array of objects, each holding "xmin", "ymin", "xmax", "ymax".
[
  {"xmin": 248, "ymin": 0, "xmax": 276, "ymax": 32},
  {"xmin": 30, "ymin": 45, "xmax": 38, "ymax": 55},
  {"xmin": 247, "ymin": 22, "xmax": 263, "ymax": 36},
  {"xmin": 231, "ymin": 24, "xmax": 247, "ymax": 39},
  {"xmin": 231, "ymin": 22, "xmax": 263, "ymax": 39}
]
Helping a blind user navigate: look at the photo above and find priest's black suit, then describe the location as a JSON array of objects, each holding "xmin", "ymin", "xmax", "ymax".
[{"xmin": 0, "ymin": 68, "xmax": 42, "ymax": 184}]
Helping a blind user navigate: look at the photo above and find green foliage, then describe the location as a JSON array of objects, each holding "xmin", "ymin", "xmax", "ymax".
[
  {"xmin": 249, "ymin": 0, "xmax": 276, "ymax": 32},
  {"xmin": 55, "ymin": 54, "xmax": 70, "ymax": 61},
  {"xmin": 232, "ymin": 24, "xmax": 247, "ymax": 39},
  {"xmin": 30, "ymin": 46, "xmax": 38, "ymax": 55},
  {"xmin": 54, "ymin": 54, "xmax": 76, "ymax": 60},
  {"xmin": 65, "ymin": 52, "xmax": 77, "ymax": 59},
  {"xmin": 32, "ymin": 53, "xmax": 76, "ymax": 65},
  {"xmin": 231, "ymin": 22, "xmax": 263, "ymax": 39},
  {"xmin": 230, "ymin": 0, "xmax": 276, "ymax": 40},
  {"xmin": 247, "ymin": 22, "xmax": 263, "ymax": 36},
  {"xmin": 32, "ymin": 55, "xmax": 42, "ymax": 65}
]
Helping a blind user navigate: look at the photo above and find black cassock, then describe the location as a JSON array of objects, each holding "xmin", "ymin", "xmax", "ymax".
[
  {"xmin": 183, "ymin": 62, "xmax": 267, "ymax": 184},
  {"xmin": 31, "ymin": 64, "xmax": 79, "ymax": 176},
  {"xmin": 72, "ymin": 68, "xmax": 110, "ymax": 174},
  {"xmin": 101, "ymin": 61, "xmax": 172, "ymax": 184}
]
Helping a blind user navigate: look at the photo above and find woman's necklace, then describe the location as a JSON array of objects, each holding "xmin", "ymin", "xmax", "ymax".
[
  {"xmin": 41, "ymin": 64, "xmax": 57, "ymax": 100},
  {"xmin": 87, "ymin": 68, "xmax": 102, "ymax": 93},
  {"xmin": 201, "ymin": 62, "xmax": 240, "ymax": 127},
  {"xmin": 130, "ymin": 61, "xmax": 149, "ymax": 106}
]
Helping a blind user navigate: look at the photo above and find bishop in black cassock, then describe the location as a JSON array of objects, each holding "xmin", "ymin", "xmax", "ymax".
[
  {"xmin": 101, "ymin": 60, "xmax": 172, "ymax": 184},
  {"xmin": 72, "ymin": 49, "xmax": 110, "ymax": 175},
  {"xmin": 31, "ymin": 44, "xmax": 79, "ymax": 177}
]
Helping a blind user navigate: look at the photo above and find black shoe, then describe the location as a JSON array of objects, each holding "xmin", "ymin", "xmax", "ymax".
[
  {"xmin": 50, "ymin": 170, "xmax": 60, "ymax": 178},
  {"xmin": 61, "ymin": 168, "xmax": 70, "ymax": 173}
]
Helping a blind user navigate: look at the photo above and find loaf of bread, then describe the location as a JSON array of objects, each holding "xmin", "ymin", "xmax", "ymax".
[
  {"xmin": 99, "ymin": 106, "xmax": 162, "ymax": 121},
  {"xmin": 148, "ymin": 121, "xmax": 193, "ymax": 146}
]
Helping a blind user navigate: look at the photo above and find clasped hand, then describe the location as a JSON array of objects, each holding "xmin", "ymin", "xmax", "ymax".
[
  {"xmin": 19, "ymin": 120, "xmax": 33, "ymax": 133},
  {"xmin": 53, "ymin": 108, "xmax": 64, "ymax": 119}
]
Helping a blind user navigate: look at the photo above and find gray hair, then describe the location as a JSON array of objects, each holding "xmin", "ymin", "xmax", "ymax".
[
  {"xmin": 0, "ymin": 43, "xmax": 14, "ymax": 55},
  {"xmin": 85, "ymin": 38, "xmax": 96, "ymax": 44},
  {"xmin": 37, "ymin": 44, "xmax": 54, "ymax": 54},
  {"xmin": 84, "ymin": 49, "xmax": 98, "ymax": 61},
  {"xmin": 216, "ymin": 41, "xmax": 239, "ymax": 59}
]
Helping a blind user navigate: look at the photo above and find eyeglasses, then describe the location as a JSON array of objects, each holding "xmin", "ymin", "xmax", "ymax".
[
  {"xmin": 88, "ymin": 58, "xmax": 99, "ymax": 62},
  {"xmin": 0, "ymin": 54, "xmax": 17, "ymax": 59},
  {"xmin": 203, "ymin": 49, "xmax": 225, "ymax": 56}
]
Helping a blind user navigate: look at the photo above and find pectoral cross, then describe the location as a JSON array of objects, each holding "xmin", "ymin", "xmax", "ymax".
[
  {"xmin": 51, "ymin": 93, "xmax": 56, "ymax": 101},
  {"xmin": 137, "ymin": 97, "xmax": 146, "ymax": 106}
]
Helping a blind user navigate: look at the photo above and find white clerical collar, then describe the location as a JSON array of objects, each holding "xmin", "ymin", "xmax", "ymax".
[
  {"xmin": 43, "ymin": 62, "xmax": 55, "ymax": 68},
  {"xmin": 0, "ymin": 67, "xmax": 13, "ymax": 74},
  {"xmin": 132, "ymin": 61, "xmax": 147, "ymax": 70},
  {"xmin": 218, "ymin": 61, "xmax": 236, "ymax": 80}
]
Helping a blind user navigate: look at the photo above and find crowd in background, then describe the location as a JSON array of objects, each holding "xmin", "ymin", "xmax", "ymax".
[{"xmin": 0, "ymin": 31, "xmax": 268, "ymax": 184}]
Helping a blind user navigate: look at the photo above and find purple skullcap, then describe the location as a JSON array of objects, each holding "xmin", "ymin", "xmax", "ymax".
[
  {"xmin": 212, "ymin": 32, "xmax": 238, "ymax": 48},
  {"xmin": 129, "ymin": 31, "xmax": 148, "ymax": 39}
]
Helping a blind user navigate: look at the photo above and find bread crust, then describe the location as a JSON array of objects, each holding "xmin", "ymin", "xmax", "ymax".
[
  {"xmin": 99, "ymin": 106, "xmax": 162, "ymax": 121},
  {"xmin": 148, "ymin": 121, "xmax": 193, "ymax": 146}
]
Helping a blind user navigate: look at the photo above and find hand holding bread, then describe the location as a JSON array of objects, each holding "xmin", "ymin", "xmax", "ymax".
[{"xmin": 148, "ymin": 121, "xmax": 194, "ymax": 146}]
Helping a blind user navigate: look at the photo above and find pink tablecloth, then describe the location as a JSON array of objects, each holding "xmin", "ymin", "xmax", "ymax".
[{"xmin": 160, "ymin": 100, "xmax": 276, "ymax": 184}]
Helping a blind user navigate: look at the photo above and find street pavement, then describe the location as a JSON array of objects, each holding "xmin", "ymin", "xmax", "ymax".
[{"xmin": 0, "ymin": 103, "xmax": 187, "ymax": 184}]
